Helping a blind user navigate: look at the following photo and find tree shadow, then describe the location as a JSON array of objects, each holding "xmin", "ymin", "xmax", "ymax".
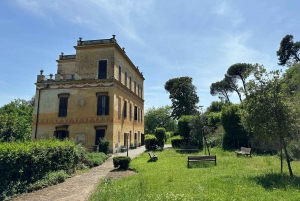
[{"xmin": 252, "ymin": 173, "xmax": 300, "ymax": 190}]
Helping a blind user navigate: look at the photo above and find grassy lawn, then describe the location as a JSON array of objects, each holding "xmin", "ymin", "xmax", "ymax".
[{"xmin": 90, "ymin": 147, "xmax": 300, "ymax": 201}]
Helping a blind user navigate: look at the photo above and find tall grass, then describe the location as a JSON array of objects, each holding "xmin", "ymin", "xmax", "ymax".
[{"xmin": 90, "ymin": 148, "xmax": 300, "ymax": 201}]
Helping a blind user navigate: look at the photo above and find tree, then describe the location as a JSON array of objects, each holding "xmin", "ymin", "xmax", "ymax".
[
  {"xmin": 165, "ymin": 77, "xmax": 199, "ymax": 119},
  {"xmin": 144, "ymin": 105, "xmax": 177, "ymax": 134},
  {"xmin": 0, "ymin": 99, "xmax": 33, "ymax": 142},
  {"xmin": 205, "ymin": 101, "xmax": 226, "ymax": 113},
  {"xmin": 227, "ymin": 63, "xmax": 254, "ymax": 95},
  {"xmin": 224, "ymin": 74, "xmax": 243, "ymax": 102},
  {"xmin": 240, "ymin": 66, "xmax": 296, "ymax": 177},
  {"xmin": 277, "ymin": 35, "xmax": 300, "ymax": 67},
  {"xmin": 210, "ymin": 80, "xmax": 232, "ymax": 102}
]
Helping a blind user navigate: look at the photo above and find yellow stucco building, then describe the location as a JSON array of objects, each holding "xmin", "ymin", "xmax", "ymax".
[{"xmin": 32, "ymin": 35, "xmax": 145, "ymax": 152}]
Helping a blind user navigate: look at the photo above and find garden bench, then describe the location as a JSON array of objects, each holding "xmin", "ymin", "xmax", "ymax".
[
  {"xmin": 179, "ymin": 146, "xmax": 199, "ymax": 152},
  {"xmin": 148, "ymin": 151, "xmax": 158, "ymax": 161},
  {"xmin": 187, "ymin": 155, "xmax": 216, "ymax": 168},
  {"xmin": 235, "ymin": 147, "xmax": 251, "ymax": 157}
]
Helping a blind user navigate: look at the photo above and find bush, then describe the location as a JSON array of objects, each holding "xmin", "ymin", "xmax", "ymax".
[
  {"xmin": 178, "ymin": 115, "xmax": 195, "ymax": 140},
  {"xmin": 98, "ymin": 138, "xmax": 110, "ymax": 154},
  {"xmin": 0, "ymin": 139, "xmax": 84, "ymax": 200},
  {"xmin": 113, "ymin": 156, "xmax": 131, "ymax": 170},
  {"xmin": 155, "ymin": 127, "xmax": 166, "ymax": 148},
  {"xmin": 221, "ymin": 104, "xmax": 249, "ymax": 150},
  {"xmin": 145, "ymin": 134, "xmax": 158, "ymax": 150},
  {"xmin": 85, "ymin": 152, "xmax": 108, "ymax": 167},
  {"xmin": 27, "ymin": 170, "xmax": 68, "ymax": 192},
  {"xmin": 171, "ymin": 138, "xmax": 185, "ymax": 148},
  {"xmin": 287, "ymin": 140, "xmax": 300, "ymax": 160}
]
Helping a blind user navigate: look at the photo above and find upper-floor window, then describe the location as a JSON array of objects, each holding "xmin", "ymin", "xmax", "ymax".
[
  {"xmin": 124, "ymin": 100, "xmax": 127, "ymax": 118},
  {"xmin": 119, "ymin": 66, "xmax": 122, "ymax": 82},
  {"xmin": 97, "ymin": 93, "xmax": 109, "ymax": 115},
  {"xmin": 134, "ymin": 81, "xmax": 136, "ymax": 93},
  {"xmin": 98, "ymin": 60, "xmax": 107, "ymax": 79},
  {"xmin": 130, "ymin": 103, "xmax": 132, "ymax": 119},
  {"xmin": 118, "ymin": 97, "xmax": 121, "ymax": 119},
  {"xmin": 58, "ymin": 94, "xmax": 69, "ymax": 117},
  {"xmin": 138, "ymin": 84, "xmax": 140, "ymax": 96},
  {"xmin": 129, "ymin": 76, "xmax": 132, "ymax": 90},
  {"xmin": 125, "ymin": 71, "xmax": 127, "ymax": 87},
  {"xmin": 134, "ymin": 106, "xmax": 138, "ymax": 121}
]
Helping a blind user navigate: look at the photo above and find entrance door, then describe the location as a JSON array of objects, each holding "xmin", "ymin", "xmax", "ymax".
[
  {"xmin": 95, "ymin": 129, "xmax": 105, "ymax": 145},
  {"xmin": 141, "ymin": 134, "xmax": 145, "ymax": 145}
]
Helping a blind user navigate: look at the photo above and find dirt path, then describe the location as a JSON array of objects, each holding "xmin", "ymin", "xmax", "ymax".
[{"xmin": 11, "ymin": 145, "xmax": 149, "ymax": 201}]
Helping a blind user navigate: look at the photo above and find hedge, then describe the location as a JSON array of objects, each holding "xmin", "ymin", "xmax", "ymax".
[{"xmin": 0, "ymin": 139, "xmax": 85, "ymax": 200}]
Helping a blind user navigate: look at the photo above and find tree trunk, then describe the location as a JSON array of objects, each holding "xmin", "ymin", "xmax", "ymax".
[{"xmin": 281, "ymin": 137, "xmax": 293, "ymax": 177}]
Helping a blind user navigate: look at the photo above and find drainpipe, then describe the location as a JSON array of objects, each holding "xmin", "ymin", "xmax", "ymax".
[{"xmin": 34, "ymin": 88, "xmax": 41, "ymax": 139}]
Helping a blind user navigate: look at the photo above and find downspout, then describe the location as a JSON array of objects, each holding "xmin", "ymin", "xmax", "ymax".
[{"xmin": 34, "ymin": 88, "xmax": 41, "ymax": 139}]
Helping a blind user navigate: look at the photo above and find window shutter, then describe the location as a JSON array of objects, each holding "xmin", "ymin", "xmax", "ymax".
[
  {"xmin": 98, "ymin": 60, "xmax": 107, "ymax": 79},
  {"xmin": 124, "ymin": 101, "xmax": 127, "ymax": 118},
  {"xmin": 105, "ymin": 96, "xmax": 109, "ymax": 115},
  {"xmin": 97, "ymin": 96, "xmax": 102, "ymax": 115}
]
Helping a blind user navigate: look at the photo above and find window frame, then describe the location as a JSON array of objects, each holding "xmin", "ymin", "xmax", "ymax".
[
  {"xmin": 98, "ymin": 60, "xmax": 107, "ymax": 79},
  {"xmin": 96, "ymin": 92, "xmax": 109, "ymax": 116}
]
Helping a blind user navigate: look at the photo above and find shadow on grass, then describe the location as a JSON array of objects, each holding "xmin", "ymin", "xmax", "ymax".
[
  {"xmin": 110, "ymin": 167, "xmax": 138, "ymax": 172},
  {"xmin": 252, "ymin": 173, "xmax": 300, "ymax": 190},
  {"xmin": 176, "ymin": 150, "xmax": 200, "ymax": 154},
  {"xmin": 188, "ymin": 162, "xmax": 216, "ymax": 169}
]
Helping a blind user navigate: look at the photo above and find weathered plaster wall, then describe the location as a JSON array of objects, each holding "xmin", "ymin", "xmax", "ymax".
[{"xmin": 75, "ymin": 47, "xmax": 114, "ymax": 80}]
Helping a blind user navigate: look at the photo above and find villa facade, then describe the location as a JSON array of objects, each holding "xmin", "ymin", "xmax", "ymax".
[{"xmin": 32, "ymin": 35, "xmax": 145, "ymax": 152}]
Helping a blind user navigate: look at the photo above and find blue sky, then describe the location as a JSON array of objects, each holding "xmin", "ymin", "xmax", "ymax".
[{"xmin": 0, "ymin": 0, "xmax": 299, "ymax": 111}]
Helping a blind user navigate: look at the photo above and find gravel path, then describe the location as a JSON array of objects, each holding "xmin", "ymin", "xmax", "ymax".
[{"xmin": 11, "ymin": 145, "xmax": 150, "ymax": 201}]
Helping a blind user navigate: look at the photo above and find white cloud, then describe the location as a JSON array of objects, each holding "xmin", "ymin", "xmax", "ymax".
[{"xmin": 13, "ymin": 0, "xmax": 153, "ymax": 44}]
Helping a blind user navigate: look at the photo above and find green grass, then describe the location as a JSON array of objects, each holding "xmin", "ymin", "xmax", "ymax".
[{"xmin": 89, "ymin": 147, "xmax": 300, "ymax": 201}]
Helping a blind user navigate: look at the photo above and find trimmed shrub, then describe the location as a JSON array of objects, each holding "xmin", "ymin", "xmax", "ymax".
[
  {"xmin": 221, "ymin": 104, "xmax": 249, "ymax": 150},
  {"xmin": 177, "ymin": 115, "xmax": 195, "ymax": 140},
  {"xmin": 171, "ymin": 138, "xmax": 185, "ymax": 148},
  {"xmin": 0, "ymin": 139, "xmax": 84, "ymax": 200},
  {"xmin": 145, "ymin": 134, "xmax": 158, "ymax": 150},
  {"xmin": 113, "ymin": 156, "xmax": 131, "ymax": 170},
  {"xmin": 155, "ymin": 127, "xmax": 166, "ymax": 148},
  {"xmin": 27, "ymin": 170, "xmax": 68, "ymax": 192}
]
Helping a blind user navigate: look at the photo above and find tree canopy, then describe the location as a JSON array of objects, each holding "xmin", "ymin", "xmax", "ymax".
[
  {"xmin": 226, "ymin": 63, "xmax": 254, "ymax": 95},
  {"xmin": 240, "ymin": 66, "xmax": 296, "ymax": 176},
  {"xmin": 0, "ymin": 99, "xmax": 33, "ymax": 142},
  {"xmin": 277, "ymin": 35, "xmax": 300, "ymax": 66},
  {"xmin": 210, "ymin": 80, "xmax": 232, "ymax": 103},
  {"xmin": 144, "ymin": 105, "xmax": 177, "ymax": 134},
  {"xmin": 165, "ymin": 77, "xmax": 199, "ymax": 119}
]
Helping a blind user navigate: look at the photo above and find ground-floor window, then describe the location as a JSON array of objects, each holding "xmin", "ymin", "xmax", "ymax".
[{"xmin": 54, "ymin": 130, "xmax": 69, "ymax": 140}]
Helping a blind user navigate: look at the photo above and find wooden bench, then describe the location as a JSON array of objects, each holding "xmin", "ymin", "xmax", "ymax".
[
  {"xmin": 178, "ymin": 146, "xmax": 199, "ymax": 152},
  {"xmin": 235, "ymin": 147, "xmax": 251, "ymax": 157},
  {"xmin": 187, "ymin": 155, "xmax": 216, "ymax": 168},
  {"xmin": 148, "ymin": 151, "xmax": 158, "ymax": 161}
]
